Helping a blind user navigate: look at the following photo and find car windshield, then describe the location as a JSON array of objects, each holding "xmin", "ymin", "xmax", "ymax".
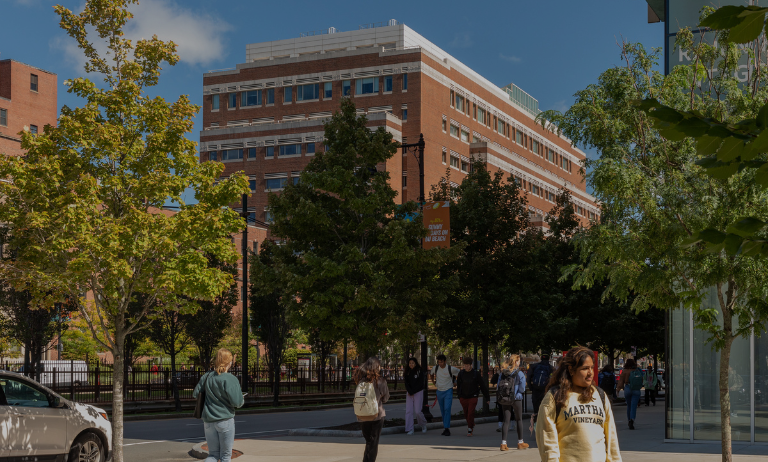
[{"xmin": 0, "ymin": 374, "xmax": 63, "ymax": 406}]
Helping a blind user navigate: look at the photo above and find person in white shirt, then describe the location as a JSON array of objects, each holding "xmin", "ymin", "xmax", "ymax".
[{"xmin": 431, "ymin": 354, "xmax": 460, "ymax": 436}]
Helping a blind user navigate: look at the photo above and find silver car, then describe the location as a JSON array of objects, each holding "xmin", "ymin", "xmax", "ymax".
[{"xmin": 0, "ymin": 370, "xmax": 112, "ymax": 461}]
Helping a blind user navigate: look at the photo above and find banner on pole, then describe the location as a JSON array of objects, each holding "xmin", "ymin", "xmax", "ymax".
[{"xmin": 423, "ymin": 201, "xmax": 450, "ymax": 249}]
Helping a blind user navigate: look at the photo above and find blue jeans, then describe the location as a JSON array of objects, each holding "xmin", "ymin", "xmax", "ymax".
[
  {"xmin": 624, "ymin": 387, "xmax": 641, "ymax": 421},
  {"xmin": 204, "ymin": 418, "xmax": 235, "ymax": 462},
  {"xmin": 436, "ymin": 389, "xmax": 453, "ymax": 429}
]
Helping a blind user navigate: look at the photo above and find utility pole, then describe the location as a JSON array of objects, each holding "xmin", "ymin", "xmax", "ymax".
[{"xmin": 240, "ymin": 193, "xmax": 249, "ymax": 393}]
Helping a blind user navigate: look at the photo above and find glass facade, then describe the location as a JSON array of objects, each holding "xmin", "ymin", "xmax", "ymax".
[{"xmin": 667, "ymin": 285, "xmax": 763, "ymax": 442}]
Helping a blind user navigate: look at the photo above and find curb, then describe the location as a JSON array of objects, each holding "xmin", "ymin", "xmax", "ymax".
[{"xmin": 288, "ymin": 415, "xmax": 531, "ymax": 438}]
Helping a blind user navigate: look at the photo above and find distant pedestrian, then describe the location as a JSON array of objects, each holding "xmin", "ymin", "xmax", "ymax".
[
  {"xmin": 403, "ymin": 357, "xmax": 428, "ymax": 435},
  {"xmin": 431, "ymin": 354, "xmax": 460, "ymax": 436},
  {"xmin": 496, "ymin": 354, "xmax": 528, "ymax": 451},
  {"xmin": 616, "ymin": 358, "xmax": 643, "ymax": 430},
  {"xmin": 527, "ymin": 353, "xmax": 553, "ymax": 422},
  {"xmin": 536, "ymin": 346, "xmax": 621, "ymax": 462},
  {"xmin": 598, "ymin": 364, "xmax": 616, "ymax": 399},
  {"xmin": 353, "ymin": 357, "xmax": 390, "ymax": 462},
  {"xmin": 644, "ymin": 366, "xmax": 658, "ymax": 407},
  {"xmin": 192, "ymin": 348, "xmax": 245, "ymax": 462},
  {"xmin": 490, "ymin": 367, "xmax": 504, "ymax": 432},
  {"xmin": 456, "ymin": 356, "xmax": 490, "ymax": 437}
]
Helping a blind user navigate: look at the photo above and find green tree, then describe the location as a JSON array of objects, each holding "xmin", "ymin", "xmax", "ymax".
[
  {"xmin": 61, "ymin": 326, "xmax": 101, "ymax": 361},
  {"xmin": 538, "ymin": 37, "xmax": 768, "ymax": 461},
  {"xmin": 264, "ymin": 98, "xmax": 461, "ymax": 359},
  {"xmin": 147, "ymin": 302, "xmax": 194, "ymax": 411},
  {"xmin": 0, "ymin": 2, "xmax": 248, "ymax": 458}
]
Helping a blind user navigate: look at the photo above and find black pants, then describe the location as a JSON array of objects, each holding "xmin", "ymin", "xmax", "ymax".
[
  {"xmin": 361, "ymin": 418, "xmax": 385, "ymax": 462},
  {"xmin": 531, "ymin": 389, "xmax": 546, "ymax": 415},
  {"xmin": 501, "ymin": 402, "xmax": 523, "ymax": 442},
  {"xmin": 498, "ymin": 402, "xmax": 515, "ymax": 421},
  {"xmin": 645, "ymin": 389, "xmax": 656, "ymax": 406}
]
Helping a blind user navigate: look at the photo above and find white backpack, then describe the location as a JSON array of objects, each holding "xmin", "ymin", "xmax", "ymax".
[{"xmin": 353, "ymin": 380, "xmax": 379, "ymax": 417}]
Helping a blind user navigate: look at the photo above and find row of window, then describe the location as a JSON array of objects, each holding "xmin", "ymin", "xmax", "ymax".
[
  {"xmin": 208, "ymin": 143, "xmax": 317, "ymax": 162},
  {"xmin": 0, "ymin": 108, "xmax": 37, "ymax": 134},
  {"xmin": 211, "ymin": 74, "xmax": 408, "ymax": 110}
]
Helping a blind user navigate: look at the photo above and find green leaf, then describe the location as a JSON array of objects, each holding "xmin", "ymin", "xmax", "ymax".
[
  {"xmin": 723, "ymin": 233, "xmax": 744, "ymax": 255},
  {"xmin": 680, "ymin": 234, "xmax": 703, "ymax": 248},
  {"xmin": 650, "ymin": 106, "xmax": 685, "ymax": 124},
  {"xmin": 727, "ymin": 9, "xmax": 768, "ymax": 43},
  {"xmin": 657, "ymin": 126, "xmax": 689, "ymax": 141},
  {"xmin": 727, "ymin": 217, "xmax": 767, "ymax": 237},
  {"xmin": 707, "ymin": 125, "xmax": 736, "ymax": 139},
  {"xmin": 744, "ymin": 129, "xmax": 768, "ymax": 160},
  {"xmin": 698, "ymin": 228, "xmax": 728, "ymax": 245},
  {"xmin": 633, "ymin": 98, "xmax": 662, "ymax": 112},
  {"xmin": 676, "ymin": 117, "xmax": 711, "ymax": 137},
  {"xmin": 697, "ymin": 135, "xmax": 723, "ymax": 156},
  {"xmin": 755, "ymin": 167, "xmax": 768, "ymax": 187},
  {"xmin": 696, "ymin": 156, "xmax": 720, "ymax": 168},
  {"xmin": 716, "ymin": 137, "xmax": 747, "ymax": 162},
  {"xmin": 756, "ymin": 103, "xmax": 768, "ymax": 129},
  {"xmin": 705, "ymin": 162, "xmax": 740, "ymax": 179},
  {"xmin": 699, "ymin": 5, "xmax": 752, "ymax": 30},
  {"xmin": 740, "ymin": 239, "xmax": 764, "ymax": 257}
]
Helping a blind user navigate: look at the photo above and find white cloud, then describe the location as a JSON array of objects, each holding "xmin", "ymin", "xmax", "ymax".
[
  {"xmin": 552, "ymin": 100, "xmax": 570, "ymax": 112},
  {"xmin": 499, "ymin": 53, "xmax": 521, "ymax": 63},
  {"xmin": 449, "ymin": 32, "xmax": 473, "ymax": 49},
  {"xmin": 52, "ymin": 0, "xmax": 231, "ymax": 70}
]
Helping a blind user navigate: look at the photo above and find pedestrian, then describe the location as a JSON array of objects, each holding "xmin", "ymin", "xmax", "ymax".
[
  {"xmin": 403, "ymin": 357, "xmax": 428, "ymax": 435},
  {"xmin": 192, "ymin": 348, "xmax": 245, "ymax": 462},
  {"xmin": 527, "ymin": 353, "xmax": 553, "ymax": 422},
  {"xmin": 431, "ymin": 354, "xmax": 460, "ymax": 436},
  {"xmin": 644, "ymin": 365, "xmax": 658, "ymax": 407},
  {"xmin": 354, "ymin": 357, "xmax": 390, "ymax": 462},
  {"xmin": 456, "ymin": 356, "xmax": 490, "ymax": 437},
  {"xmin": 496, "ymin": 354, "xmax": 528, "ymax": 451},
  {"xmin": 490, "ymin": 366, "xmax": 504, "ymax": 432},
  {"xmin": 598, "ymin": 364, "xmax": 616, "ymax": 399},
  {"xmin": 616, "ymin": 358, "xmax": 643, "ymax": 430},
  {"xmin": 535, "ymin": 346, "xmax": 621, "ymax": 462}
]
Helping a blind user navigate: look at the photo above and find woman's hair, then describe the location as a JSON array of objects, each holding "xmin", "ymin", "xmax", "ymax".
[
  {"xmin": 404, "ymin": 357, "xmax": 420, "ymax": 376},
  {"xmin": 601, "ymin": 364, "xmax": 614, "ymax": 373},
  {"xmin": 625, "ymin": 358, "xmax": 637, "ymax": 369},
  {"xmin": 214, "ymin": 348, "xmax": 234, "ymax": 375},
  {"xmin": 546, "ymin": 346, "xmax": 595, "ymax": 407},
  {"xmin": 354, "ymin": 357, "xmax": 382, "ymax": 384},
  {"xmin": 503, "ymin": 354, "xmax": 521, "ymax": 370}
]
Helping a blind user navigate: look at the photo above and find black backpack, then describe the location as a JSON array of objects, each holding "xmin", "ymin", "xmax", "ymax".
[
  {"xmin": 496, "ymin": 370, "xmax": 520, "ymax": 405},
  {"xmin": 531, "ymin": 363, "xmax": 552, "ymax": 391}
]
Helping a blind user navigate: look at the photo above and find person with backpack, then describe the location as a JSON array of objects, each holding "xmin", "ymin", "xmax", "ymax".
[
  {"xmin": 431, "ymin": 354, "xmax": 460, "ymax": 436},
  {"xmin": 527, "ymin": 353, "xmax": 553, "ymax": 420},
  {"xmin": 535, "ymin": 346, "xmax": 621, "ymax": 462},
  {"xmin": 353, "ymin": 357, "xmax": 390, "ymax": 462},
  {"xmin": 598, "ymin": 364, "xmax": 616, "ymax": 399},
  {"xmin": 644, "ymin": 365, "xmax": 658, "ymax": 407},
  {"xmin": 192, "ymin": 348, "xmax": 245, "ymax": 462},
  {"xmin": 616, "ymin": 358, "xmax": 643, "ymax": 429},
  {"xmin": 456, "ymin": 356, "xmax": 490, "ymax": 437},
  {"xmin": 496, "ymin": 354, "xmax": 528, "ymax": 451},
  {"xmin": 403, "ymin": 357, "xmax": 428, "ymax": 435}
]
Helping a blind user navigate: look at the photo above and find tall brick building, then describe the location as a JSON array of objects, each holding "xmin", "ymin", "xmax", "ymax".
[
  {"xmin": 200, "ymin": 23, "xmax": 599, "ymax": 225},
  {"xmin": 0, "ymin": 59, "xmax": 58, "ymax": 157}
]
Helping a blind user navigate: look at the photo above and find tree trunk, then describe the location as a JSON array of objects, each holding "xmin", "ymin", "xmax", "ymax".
[
  {"xmin": 271, "ymin": 352, "xmax": 280, "ymax": 407},
  {"xmin": 607, "ymin": 349, "xmax": 615, "ymax": 370},
  {"xmin": 482, "ymin": 339, "xmax": 490, "ymax": 413},
  {"xmin": 719, "ymin": 311, "xmax": 735, "ymax": 462},
  {"xmin": 112, "ymin": 340, "xmax": 125, "ymax": 462}
]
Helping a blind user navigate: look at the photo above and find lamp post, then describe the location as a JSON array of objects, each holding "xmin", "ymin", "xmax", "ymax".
[{"xmin": 240, "ymin": 193, "xmax": 249, "ymax": 393}]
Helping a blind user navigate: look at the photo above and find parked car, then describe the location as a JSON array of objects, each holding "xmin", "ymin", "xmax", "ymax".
[{"xmin": 0, "ymin": 370, "xmax": 112, "ymax": 461}]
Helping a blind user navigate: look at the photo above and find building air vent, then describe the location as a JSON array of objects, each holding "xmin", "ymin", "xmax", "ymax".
[
  {"xmin": 264, "ymin": 172, "xmax": 288, "ymax": 179},
  {"xmin": 246, "ymin": 141, "xmax": 262, "ymax": 147},
  {"xmin": 354, "ymin": 70, "xmax": 380, "ymax": 78},
  {"xmin": 264, "ymin": 140, "xmax": 276, "ymax": 146},
  {"xmin": 227, "ymin": 120, "xmax": 249, "ymax": 126},
  {"xmin": 282, "ymin": 114, "xmax": 306, "ymax": 122},
  {"xmin": 264, "ymin": 81, "xmax": 276, "ymax": 88},
  {"xmin": 252, "ymin": 117, "xmax": 275, "ymax": 124},
  {"xmin": 340, "ymin": 73, "xmax": 352, "ymax": 79},
  {"xmin": 368, "ymin": 105, "xmax": 393, "ymax": 113},
  {"xmin": 227, "ymin": 86, "xmax": 238, "ymax": 92},
  {"xmin": 240, "ymin": 83, "xmax": 262, "ymax": 90},
  {"xmin": 221, "ymin": 143, "xmax": 244, "ymax": 149},
  {"xmin": 277, "ymin": 137, "xmax": 303, "ymax": 145},
  {"xmin": 322, "ymin": 75, "xmax": 334, "ymax": 81},
  {"xmin": 382, "ymin": 68, "xmax": 394, "ymax": 74},
  {"xmin": 282, "ymin": 80, "xmax": 293, "ymax": 86},
  {"xmin": 295, "ymin": 77, "xmax": 321, "ymax": 84},
  {"xmin": 308, "ymin": 111, "xmax": 333, "ymax": 119}
]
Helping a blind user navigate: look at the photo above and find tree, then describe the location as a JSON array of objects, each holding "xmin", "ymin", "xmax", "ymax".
[
  {"xmin": 264, "ymin": 98, "xmax": 461, "ymax": 359},
  {"xmin": 538, "ymin": 37, "xmax": 768, "ymax": 462},
  {"xmin": 147, "ymin": 301, "xmax": 194, "ymax": 411},
  {"xmin": 61, "ymin": 324, "xmax": 101, "ymax": 361},
  {"xmin": 0, "ymin": 2, "xmax": 248, "ymax": 459}
]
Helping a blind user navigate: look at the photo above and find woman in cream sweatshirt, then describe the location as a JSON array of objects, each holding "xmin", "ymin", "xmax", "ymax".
[{"xmin": 535, "ymin": 346, "xmax": 622, "ymax": 462}]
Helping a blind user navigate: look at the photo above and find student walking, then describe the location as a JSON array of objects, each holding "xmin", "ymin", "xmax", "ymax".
[
  {"xmin": 496, "ymin": 354, "xmax": 528, "ymax": 451},
  {"xmin": 456, "ymin": 357, "xmax": 490, "ymax": 437},
  {"xmin": 403, "ymin": 357, "xmax": 428, "ymax": 435},
  {"xmin": 616, "ymin": 358, "xmax": 643, "ymax": 429},
  {"xmin": 644, "ymin": 365, "xmax": 658, "ymax": 406},
  {"xmin": 431, "ymin": 354, "xmax": 460, "ymax": 436},
  {"xmin": 353, "ymin": 357, "xmax": 390, "ymax": 462},
  {"xmin": 536, "ymin": 346, "xmax": 622, "ymax": 462},
  {"xmin": 192, "ymin": 348, "xmax": 245, "ymax": 462},
  {"xmin": 598, "ymin": 364, "xmax": 616, "ymax": 399},
  {"xmin": 527, "ymin": 353, "xmax": 553, "ymax": 420}
]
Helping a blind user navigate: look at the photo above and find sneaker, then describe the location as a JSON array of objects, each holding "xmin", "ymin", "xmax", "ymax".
[
  {"xmin": 500, "ymin": 444, "xmax": 509, "ymax": 451},
  {"xmin": 467, "ymin": 428, "xmax": 473, "ymax": 437},
  {"xmin": 441, "ymin": 429, "xmax": 450, "ymax": 436},
  {"xmin": 422, "ymin": 425, "xmax": 428, "ymax": 433},
  {"xmin": 496, "ymin": 427, "xmax": 501, "ymax": 432},
  {"xmin": 517, "ymin": 442, "xmax": 529, "ymax": 450},
  {"xmin": 629, "ymin": 419, "xmax": 635, "ymax": 430},
  {"xmin": 406, "ymin": 430, "xmax": 414, "ymax": 435}
]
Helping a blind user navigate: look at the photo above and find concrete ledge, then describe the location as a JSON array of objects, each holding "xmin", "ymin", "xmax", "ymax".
[{"xmin": 288, "ymin": 415, "xmax": 524, "ymax": 438}]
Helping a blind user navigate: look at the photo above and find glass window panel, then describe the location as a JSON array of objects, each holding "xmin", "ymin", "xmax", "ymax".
[
  {"xmin": 516, "ymin": 131, "xmax": 523, "ymax": 145},
  {"xmin": 343, "ymin": 80, "xmax": 351, "ymax": 96},
  {"xmin": 756, "ymin": 329, "xmax": 768, "ymax": 441},
  {"xmin": 402, "ymin": 73, "xmax": 408, "ymax": 90},
  {"xmin": 2, "ymin": 378, "xmax": 49, "ymax": 407},
  {"xmin": 284, "ymin": 86, "xmax": 292, "ymax": 103},
  {"xmin": 248, "ymin": 148, "xmax": 256, "ymax": 159},
  {"xmin": 460, "ymin": 130, "xmax": 469, "ymax": 142},
  {"xmin": 306, "ymin": 143, "xmax": 315, "ymax": 154},
  {"xmin": 402, "ymin": 109, "xmax": 407, "ymax": 121},
  {"xmin": 249, "ymin": 179, "xmax": 257, "ymax": 190},
  {"xmin": 266, "ymin": 88, "xmax": 275, "ymax": 104},
  {"xmin": 265, "ymin": 146, "xmax": 274, "ymax": 158},
  {"xmin": 241, "ymin": 90, "xmax": 261, "ymax": 107},
  {"xmin": 384, "ymin": 76, "xmax": 392, "ymax": 92},
  {"xmin": 279, "ymin": 144, "xmax": 301, "ymax": 156},
  {"xmin": 667, "ymin": 308, "xmax": 691, "ymax": 440},
  {"xmin": 30, "ymin": 74, "xmax": 38, "ymax": 92},
  {"xmin": 441, "ymin": 120, "xmax": 446, "ymax": 132},
  {"xmin": 450, "ymin": 125, "xmax": 459, "ymax": 137},
  {"xmin": 265, "ymin": 178, "xmax": 287, "ymax": 190},
  {"xmin": 30, "ymin": 125, "xmax": 37, "ymax": 134},
  {"xmin": 358, "ymin": 77, "xmax": 377, "ymax": 95},
  {"xmin": 229, "ymin": 93, "xmax": 237, "ymax": 108},
  {"xmin": 212, "ymin": 95, "xmax": 219, "ymax": 110},
  {"xmin": 456, "ymin": 95, "xmax": 464, "ymax": 112},
  {"xmin": 297, "ymin": 84, "xmax": 319, "ymax": 101},
  {"xmin": 324, "ymin": 82, "xmax": 332, "ymax": 98},
  {"xmin": 209, "ymin": 151, "xmax": 217, "ymax": 161},
  {"xmin": 293, "ymin": 177, "xmax": 300, "ymax": 185}
]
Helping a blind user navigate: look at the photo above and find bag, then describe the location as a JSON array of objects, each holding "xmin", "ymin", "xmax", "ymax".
[
  {"xmin": 629, "ymin": 369, "xmax": 644, "ymax": 391},
  {"xmin": 353, "ymin": 380, "xmax": 379, "ymax": 417},
  {"xmin": 600, "ymin": 372, "xmax": 615, "ymax": 391},
  {"xmin": 496, "ymin": 370, "xmax": 519, "ymax": 405},
  {"xmin": 193, "ymin": 372, "xmax": 211, "ymax": 420},
  {"xmin": 531, "ymin": 364, "xmax": 552, "ymax": 391}
]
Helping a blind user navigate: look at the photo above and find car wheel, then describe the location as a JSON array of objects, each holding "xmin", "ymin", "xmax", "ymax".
[{"xmin": 69, "ymin": 432, "xmax": 103, "ymax": 462}]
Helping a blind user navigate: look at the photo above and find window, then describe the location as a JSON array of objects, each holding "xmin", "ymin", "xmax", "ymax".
[
  {"xmin": 266, "ymin": 88, "xmax": 275, "ymax": 104},
  {"xmin": 29, "ymin": 125, "xmax": 38, "ymax": 135},
  {"xmin": 30, "ymin": 74, "xmax": 38, "ymax": 92},
  {"xmin": 248, "ymin": 148, "xmax": 257, "ymax": 159},
  {"xmin": 306, "ymin": 143, "xmax": 315, "ymax": 154},
  {"xmin": 297, "ymin": 83, "xmax": 320, "ymax": 101},
  {"xmin": 293, "ymin": 177, "xmax": 300, "ymax": 185},
  {"xmin": 342, "ymin": 80, "xmax": 351, "ymax": 96},
  {"xmin": 1, "ymin": 378, "xmax": 50, "ymax": 408},
  {"xmin": 442, "ymin": 151, "xmax": 446, "ymax": 163},
  {"xmin": 212, "ymin": 94, "xmax": 220, "ymax": 110},
  {"xmin": 472, "ymin": 135, "xmax": 480, "ymax": 143},
  {"xmin": 461, "ymin": 161, "xmax": 469, "ymax": 172},
  {"xmin": 265, "ymin": 178, "xmax": 288, "ymax": 190},
  {"xmin": 249, "ymin": 179, "xmax": 257, "ymax": 190},
  {"xmin": 266, "ymin": 146, "xmax": 275, "ymax": 158},
  {"xmin": 220, "ymin": 148, "xmax": 243, "ymax": 160},
  {"xmin": 548, "ymin": 149, "xmax": 555, "ymax": 163},
  {"xmin": 450, "ymin": 156, "xmax": 459, "ymax": 168},
  {"xmin": 532, "ymin": 140, "xmax": 540, "ymax": 154},
  {"xmin": 229, "ymin": 93, "xmax": 237, "ymax": 109},
  {"xmin": 241, "ymin": 90, "xmax": 261, "ymax": 107},
  {"xmin": 477, "ymin": 107, "xmax": 486, "ymax": 124},
  {"xmin": 531, "ymin": 184, "xmax": 540, "ymax": 196},
  {"xmin": 516, "ymin": 131, "xmax": 523, "ymax": 145},
  {"xmin": 402, "ymin": 109, "xmax": 408, "ymax": 121},
  {"xmin": 248, "ymin": 212, "xmax": 256, "ymax": 223},
  {"xmin": 402, "ymin": 73, "xmax": 408, "ymax": 90},
  {"xmin": 0, "ymin": 109, "xmax": 6, "ymax": 127},
  {"xmin": 402, "ymin": 174, "xmax": 407, "ymax": 188},
  {"xmin": 384, "ymin": 76, "xmax": 393, "ymax": 92},
  {"xmin": 356, "ymin": 77, "xmax": 379, "ymax": 95},
  {"xmin": 279, "ymin": 144, "xmax": 301, "ymax": 156},
  {"xmin": 324, "ymin": 82, "xmax": 332, "ymax": 99},
  {"xmin": 456, "ymin": 95, "xmax": 464, "ymax": 112},
  {"xmin": 450, "ymin": 90, "xmax": 455, "ymax": 107},
  {"xmin": 460, "ymin": 129, "xmax": 469, "ymax": 142},
  {"xmin": 561, "ymin": 157, "xmax": 569, "ymax": 170},
  {"xmin": 497, "ymin": 118, "xmax": 505, "ymax": 134},
  {"xmin": 265, "ymin": 210, "xmax": 274, "ymax": 223},
  {"xmin": 284, "ymin": 86, "xmax": 293, "ymax": 103},
  {"xmin": 450, "ymin": 125, "xmax": 459, "ymax": 138},
  {"xmin": 442, "ymin": 119, "xmax": 446, "ymax": 132},
  {"xmin": 209, "ymin": 151, "xmax": 218, "ymax": 161}
]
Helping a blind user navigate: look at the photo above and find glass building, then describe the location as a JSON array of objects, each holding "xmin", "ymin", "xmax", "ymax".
[{"xmin": 667, "ymin": 286, "xmax": 768, "ymax": 442}]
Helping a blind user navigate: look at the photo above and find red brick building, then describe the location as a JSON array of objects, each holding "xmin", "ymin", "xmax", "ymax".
[
  {"xmin": 200, "ymin": 23, "xmax": 599, "ymax": 226},
  {"xmin": 0, "ymin": 59, "xmax": 58, "ymax": 157}
]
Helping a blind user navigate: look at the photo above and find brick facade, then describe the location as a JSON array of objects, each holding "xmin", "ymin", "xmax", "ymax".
[{"xmin": 0, "ymin": 60, "xmax": 58, "ymax": 157}]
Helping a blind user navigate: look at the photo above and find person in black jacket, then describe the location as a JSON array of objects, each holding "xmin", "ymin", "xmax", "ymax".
[
  {"xmin": 456, "ymin": 357, "xmax": 490, "ymax": 437},
  {"xmin": 404, "ymin": 357, "xmax": 428, "ymax": 435},
  {"xmin": 526, "ymin": 353, "xmax": 552, "ymax": 420}
]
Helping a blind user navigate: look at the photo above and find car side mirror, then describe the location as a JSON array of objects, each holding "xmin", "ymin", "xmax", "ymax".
[{"xmin": 51, "ymin": 396, "xmax": 62, "ymax": 408}]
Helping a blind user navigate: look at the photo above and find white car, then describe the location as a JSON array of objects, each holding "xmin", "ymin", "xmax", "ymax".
[{"xmin": 0, "ymin": 370, "xmax": 112, "ymax": 461}]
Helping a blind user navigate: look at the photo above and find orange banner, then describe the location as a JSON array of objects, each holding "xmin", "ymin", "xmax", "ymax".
[{"xmin": 423, "ymin": 201, "xmax": 450, "ymax": 249}]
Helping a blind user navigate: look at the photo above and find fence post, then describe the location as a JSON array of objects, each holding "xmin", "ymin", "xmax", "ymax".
[
  {"xmin": 165, "ymin": 368, "xmax": 170, "ymax": 400},
  {"xmin": 53, "ymin": 367, "xmax": 58, "ymax": 393},
  {"xmin": 95, "ymin": 362, "xmax": 100, "ymax": 402}
]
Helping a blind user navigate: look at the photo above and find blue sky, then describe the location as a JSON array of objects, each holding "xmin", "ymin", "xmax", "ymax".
[{"xmin": 2, "ymin": 0, "xmax": 663, "ymax": 141}]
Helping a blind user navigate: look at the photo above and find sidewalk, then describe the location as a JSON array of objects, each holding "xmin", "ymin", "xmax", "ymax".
[{"xmin": 229, "ymin": 403, "xmax": 768, "ymax": 461}]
